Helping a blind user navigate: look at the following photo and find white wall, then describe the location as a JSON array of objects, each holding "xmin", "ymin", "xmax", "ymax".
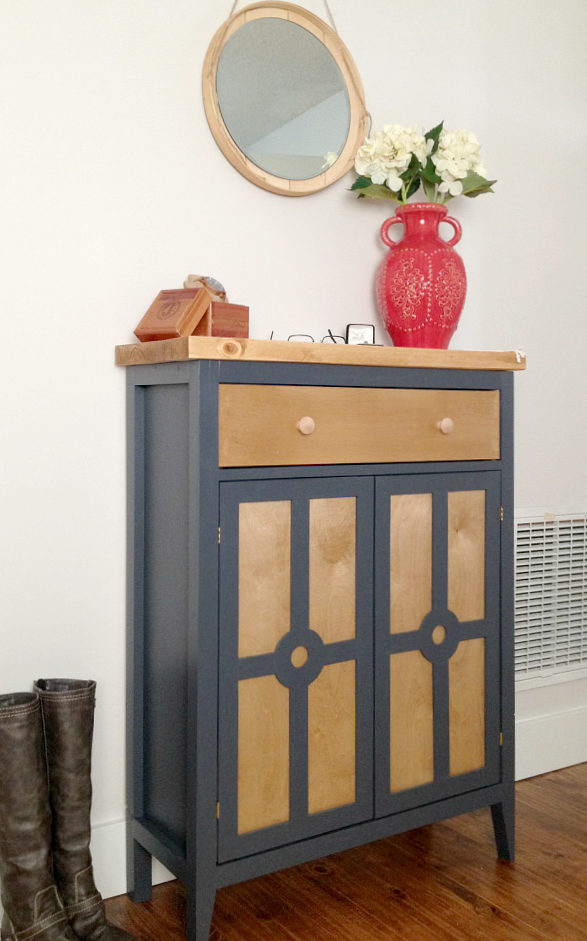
[{"xmin": 1, "ymin": 0, "xmax": 586, "ymax": 900}]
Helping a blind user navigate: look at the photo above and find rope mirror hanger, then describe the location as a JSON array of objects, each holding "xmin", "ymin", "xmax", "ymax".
[{"xmin": 227, "ymin": 0, "xmax": 339, "ymax": 32}]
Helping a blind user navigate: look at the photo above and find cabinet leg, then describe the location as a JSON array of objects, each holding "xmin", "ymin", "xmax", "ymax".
[
  {"xmin": 491, "ymin": 797, "xmax": 515, "ymax": 861},
  {"xmin": 185, "ymin": 878, "xmax": 216, "ymax": 941},
  {"xmin": 127, "ymin": 836, "xmax": 152, "ymax": 903}
]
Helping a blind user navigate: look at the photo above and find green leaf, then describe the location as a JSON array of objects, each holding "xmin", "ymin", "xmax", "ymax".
[
  {"xmin": 405, "ymin": 177, "xmax": 421, "ymax": 199},
  {"xmin": 424, "ymin": 120, "xmax": 444, "ymax": 156},
  {"xmin": 461, "ymin": 170, "xmax": 493, "ymax": 192},
  {"xmin": 464, "ymin": 186, "xmax": 496, "ymax": 198},
  {"xmin": 461, "ymin": 171, "xmax": 497, "ymax": 197},
  {"xmin": 399, "ymin": 153, "xmax": 423, "ymax": 181},
  {"xmin": 421, "ymin": 157, "xmax": 442, "ymax": 184},
  {"xmin": 350, "ymin": 182, "xmax": 399, "ymax": 201},
  {"xmin": 350, "ymin": 176, "xmax": 373, "ymax": 190},
  {"xmin": 425, "ymin": 120, "xmax": 444, "ymax": 140}
]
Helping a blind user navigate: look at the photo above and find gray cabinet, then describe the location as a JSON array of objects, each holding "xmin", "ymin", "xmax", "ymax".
[{"xmin": 123, "ymin": 346, "xmax": 518, "ymax": 941}]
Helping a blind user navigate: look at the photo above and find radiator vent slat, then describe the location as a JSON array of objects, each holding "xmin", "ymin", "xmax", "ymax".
[{"xmin": 515, "ymin": 515, "xmax": 587, "ymax": 677}]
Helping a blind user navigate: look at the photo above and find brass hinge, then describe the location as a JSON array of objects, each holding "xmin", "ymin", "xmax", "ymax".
[
  {"xmin": 500, "ymin": 732, "xmax": 504, "ymax": 746},
  {"xmin": 218, "ymin": 527, "xmax": 221, "ymax": 544},
  {"xmin": 216, "ymin": 802, "xmax": 220, "ymax": 819},
  {"xmin": 500, "ymin": 506, "xmax": 504, "ymax": 522}
]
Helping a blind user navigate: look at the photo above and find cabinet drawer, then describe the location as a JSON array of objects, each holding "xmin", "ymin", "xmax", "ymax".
[{"xmin": 218, "ymin": 384, "xmax": 500, "ymax": 467}]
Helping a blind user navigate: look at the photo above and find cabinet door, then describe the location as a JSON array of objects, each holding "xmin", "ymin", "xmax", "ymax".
[
  {"xmin": 375, "ymin": 471, "xmax": 501, "ymax": 817},
  {"xmin": 218, "ymin": 477, "xmax": 374, "ymax": 862}
]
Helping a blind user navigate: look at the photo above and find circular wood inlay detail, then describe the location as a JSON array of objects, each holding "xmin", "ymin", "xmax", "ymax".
[
  {"xmin": 291, "ymin": 646, "xmax": 309, "ymax": 668},
  {"xmin": 432, "ymin": 625, "xmax": 447, "ymax": 645},
  {"xmin": 418, "ymin": 609, "xmax": 461, "ymax": 664},
  {"xmin": 274, "ymin": 628, "xmax": 325, "ymax": 687}
]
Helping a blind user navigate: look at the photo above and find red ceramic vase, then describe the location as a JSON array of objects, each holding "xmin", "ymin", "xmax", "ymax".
[{"xmin": 376, "ymin": 202, "xmax": 467, "ymax": 349}]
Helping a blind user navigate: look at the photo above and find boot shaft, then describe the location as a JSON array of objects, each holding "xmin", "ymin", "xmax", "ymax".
[
  {"xmin": 0, "ymin": 694, "xmax": 53, "ymax": 909},
  {"xmin": 30, "ymin": 682, "xmax": 139, "ymax": 941},
  {"xmin": 34, "ymin": 681, "xmax": 96, "ymax": 900},
  {"xmin": 0, "ymin": 693, "xmax": 76, "ymax": 941}
]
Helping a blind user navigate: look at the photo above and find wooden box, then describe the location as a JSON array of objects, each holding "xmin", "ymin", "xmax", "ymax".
[
  {"xmin": 134, "ymin": 288, "xmax": 212, "ymax": 342},
  {"xmin": 192, "ymin": 302, "xmax": 249, "ymax": 339}
]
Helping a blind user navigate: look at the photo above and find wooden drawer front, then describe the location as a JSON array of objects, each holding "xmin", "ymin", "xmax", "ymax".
[{"xmin": 218, "ymin": 384, "xmax": 500, "ymax": 467}]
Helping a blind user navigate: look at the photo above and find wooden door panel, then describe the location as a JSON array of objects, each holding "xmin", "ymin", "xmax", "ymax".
[
  {"xmin": 389, "ymin": 650, "xmax": 434, "ymax": 793},
  {"xmin": 308, "ymin": 660, "xmax": 356, "ymax": 814},
  {"xmin": 309, "ymin": 497, "xmax": 356, "ymax": 643},
  {"xmin": 218, "ymin": 477, "xmax": 374, "ymax": 863},
  {"xmin": 238, "ymin": 501, "xmax": 291, "ymax": 657},
  {"xmin": 390, "ymin": 493, "xmax": 432, "ymax": 634},
  {"xmin": 449, "ymin": 637, "xmax": 486, "ymax": 776},
  {"xmin": 237, "ymin": 675, "xmax": 289, "ymax": 834},
  {"xmin": 376, "ymin": 472, "xmax": 501, "ymax": 817},
  {"xmin": 448, "ymin": 490, "xmax": 486, "ymax": 621}
]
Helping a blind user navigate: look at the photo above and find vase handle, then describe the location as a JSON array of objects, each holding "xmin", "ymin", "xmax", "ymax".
[
  {"xmin": 380, "ymin": 217, "xmax": 403, "ymax": 248},
  {"xmin": 443, "ymin": 215, "xmax": 462, "ymax": 247}
]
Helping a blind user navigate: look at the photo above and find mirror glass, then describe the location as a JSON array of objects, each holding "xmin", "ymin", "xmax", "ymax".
[
  {"xmin": 216, "ymin": 18, "xmax": 350, "ymax": 181},
  {"xmin": 202, "ymin": 3, "xmax": 367, "ymax": 196}
]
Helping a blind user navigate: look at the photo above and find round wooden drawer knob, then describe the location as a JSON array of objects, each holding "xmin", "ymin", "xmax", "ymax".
[
  {"xmin": 437, "ymin": 417, "xmax": 454, "ymax": 435},
  {"xmin": 297, "ymin": 416, "xmax": 316, "ymax": 435}
]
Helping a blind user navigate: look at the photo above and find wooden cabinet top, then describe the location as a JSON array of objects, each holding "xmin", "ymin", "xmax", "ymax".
[{"xmin": 115, "ymin": 337, "xmax": 526, "ymax": 371}]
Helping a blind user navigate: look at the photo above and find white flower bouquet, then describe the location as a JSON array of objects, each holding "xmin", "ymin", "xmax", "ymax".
[{"xmin": 351, "ymin": 121, "xmax": 495, "ymax": 203}]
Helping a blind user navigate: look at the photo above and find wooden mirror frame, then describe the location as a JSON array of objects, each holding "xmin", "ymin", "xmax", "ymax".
[{"xmin": 202, "ymin": 1, "xmax": 368, "ymax": 196}]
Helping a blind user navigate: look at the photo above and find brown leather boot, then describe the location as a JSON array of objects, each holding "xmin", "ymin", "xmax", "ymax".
[
  {"xmin": 34, "ymin": 680, "xmax": 138, "ymax": 941},
  {"xmin": 0, "ymin": 692, "xmax": 78, "ymax": 941}
]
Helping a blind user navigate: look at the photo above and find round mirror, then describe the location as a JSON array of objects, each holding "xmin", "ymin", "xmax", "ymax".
[{"xmin": 202, "ymin": 2, "xmax": 368, "ymax": 196}]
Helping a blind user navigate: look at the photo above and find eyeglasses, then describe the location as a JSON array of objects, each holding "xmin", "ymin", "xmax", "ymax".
[{"xmin": 287, "ymin": 331, "xmax": 346, "ymax": 344}]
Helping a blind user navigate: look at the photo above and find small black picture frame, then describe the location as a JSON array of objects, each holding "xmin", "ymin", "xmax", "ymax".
[{"xmin": 346, "ymin": 323, "xmax": 375, "ymax": 345}]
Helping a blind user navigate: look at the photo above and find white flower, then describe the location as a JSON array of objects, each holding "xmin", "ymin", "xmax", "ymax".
[
  {"xmin": 355, "ymin": 124, "xmax": 428, "ymax": 190},
  {"xmin": 386, "ymin": 173, "xmax": 404, "ymax": 192},
  {"xmin": 431, "ymin": 128, "xmax": 487, "ymax": 187},
  {"xmin": 438, "ymin": 179, "xmax": 464, "ymax": 197},
  {"xmin": 352, "ymin": 121, "xmax": 493, "ymax": 203},
  {"xmin": 321, "ymin": 151, "xmax": 339, "ymax": 170}
]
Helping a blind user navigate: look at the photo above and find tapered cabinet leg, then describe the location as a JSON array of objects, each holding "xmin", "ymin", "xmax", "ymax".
[
  {"xmin": 127, "ymin": 836, "xmax": 152, "ymax": 903},
  {"xmin": 186, "ymin": 879, "xmax": 216, "ymax": 941},
  {"xmin": 491, "ymin": 797, "xmax": 515, "ymax": 861}
]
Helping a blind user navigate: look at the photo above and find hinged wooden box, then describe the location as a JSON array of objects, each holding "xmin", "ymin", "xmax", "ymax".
[
  {"xmin": 134, "ymin": 288, "xmax": 213, "ymax": 342},
  {"xmin": 192, "ymin": 302, "xmax": 249, "ymax": 339},
  {"xmin": 135, "ymin": 290, "xmax": 249, "ymax": 342}
]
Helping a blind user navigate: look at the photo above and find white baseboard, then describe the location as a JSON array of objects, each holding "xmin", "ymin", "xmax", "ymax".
[
  {"xmin": 515, "ymin": 705, "xmax": 587, "ymax": 780},
  {"xmin": 90, "ymin": 819, "xmax": 174, "ymax": 900}
]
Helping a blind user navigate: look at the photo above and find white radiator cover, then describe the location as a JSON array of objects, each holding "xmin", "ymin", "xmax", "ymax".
[
  {"xmin": 515, "ymin": 512, "xmax": 587, "ymax": 680},
  {"xmin": 514, "ymin": 507, "xmax": 587, "ymax": 781}
]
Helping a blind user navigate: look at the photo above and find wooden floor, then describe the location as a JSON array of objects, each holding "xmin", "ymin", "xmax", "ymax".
[{"xmin": 105, "ymin": 763, "xmax": 587, "ymax": 941}]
